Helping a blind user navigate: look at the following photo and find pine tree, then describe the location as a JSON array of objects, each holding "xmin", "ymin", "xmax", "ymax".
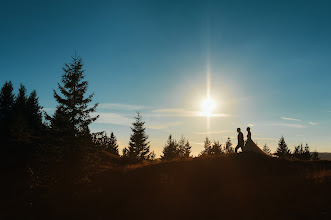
[
  {"xmin": 276, "ymin": 136, "xmax": 291, "ymax": 158},
  {"xmin": 122, "ymin": 112, "xmax": 153, "ymax": 163},
  {"xmin": 211, "ymin": 140, "xmax": 223, "ymax": 155},
  {"xmin": 161, "ymin": 135, "xmax": 179, "ymax": 160},
  {"xmin": 200, "ymin": 137, "xmax": 212, "ymax": 155},
  {"xmin": 11, "ymin": 84, "xmax": 29, "ymax": 143},
  {"xmin": 178, "ymin": 135, "xmax": 191, "ymax": 158},
  {"xmin": 47, "ymin": 56, "xmax": 98, "ymax": 144},
  {"xmin": 106, "ymin": 132, "xmax": 119, "ymax": 156},
  {"xmin": 302, "ymin": 143, "xmax": 312, "ymax": 160},
  {"xmin": 225, "ymin": 137, "xmax": 234, "ymax": 154},
  {"xmin": 262, "ymin": 143, "xmax": 271, "ymax": 155},
  {"xmin": 26, "ymin": 90, "xmax": 44, "ymax": 137},
  {"xmin": 0, "ymin": 81, "xmax": 14, "ymax": 143},
  {"xmin": 293, "ymin": 144, "xmax": 303, "ymax": 159}
]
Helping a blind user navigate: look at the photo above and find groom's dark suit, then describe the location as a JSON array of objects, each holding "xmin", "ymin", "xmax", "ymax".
[{"xmin": 235, "ymin": 131, "xmax": 244, "ymax": 153}]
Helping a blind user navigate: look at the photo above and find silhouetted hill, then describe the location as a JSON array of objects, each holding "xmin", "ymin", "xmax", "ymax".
[
  {"xmin": 4, "ymin": 153, "xmax": 331, "ymax": 219},
  {"xmin": 319, "ymin": 152, "xmax": 331, "ymax": 160}
]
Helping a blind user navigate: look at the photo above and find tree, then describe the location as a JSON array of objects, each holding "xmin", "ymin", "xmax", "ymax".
[
  {"xmin": 262, "ymin": 143, "xmax": 271, "ymax": 155},
  {"xmin": 178, "ymin": 135, "xmax": 191, "ymax": 158},
  {"xmin": 200, "ymin": 137, "xmax": 212, "ymax": 155},
  {"xmin": 122, "ymin": 112, "xmax": 153, "ymax": 163},
  {"xmin": 293, "ymin": 144, "xmax": 304, "ymax": 160},
  {"xmin": 11, "ymin": 84, "xmax": 29, "ymax": 144},
  {"xmin": 26, "ymin": 90, "xmax": 44, "ymax": 137},
  {"xmin": 210, "ymin": 140, "xmax": 223, "ymax": 155},
  {"xmin": 47, "ymin": 56, "xmax": 98, "ymax": 144},
  {"xmin": 276, "ymin": 136, "xmax": 291, "ymax": 158},
  {"xmin": 225, "ymin": 137, "xmax": 234, "ymax": 154},
  {"xmin": 302, "ymin": 143, "xmax": 312, "ymax": 160},
  {"xmin": 107, "ymin": 132, "xmax": 119, "ymax": 155},
  {"xmin": 92, "ymin": 131, "xmax": 119, "ymax": 155},
  {"xmin": 0, "ymin": 81, "xmax": 14, "ymax": 143},
  {"xmin": 161, "ymin": 135, "xmax": 179, "ymax": 160}
]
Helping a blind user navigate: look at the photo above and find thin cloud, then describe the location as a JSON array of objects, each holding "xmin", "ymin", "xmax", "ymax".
[
  {"xmin": 281, "ymin": 117, "xmax": 301, "ymax": 122},
  {"xmin": 254, "ymin": 137, "xmax": 279, "ymax": 141},
  {"xmin": 308, "ymin": 122, "xmax": 318, "ymax": 125},
  {"xmin": 93, "ymin": 112, "xmax": 132, "ymax": 126},
  {"xmin": 247, "ymin": 124, "xmax": 254, "ymax": 127},
  {"xmin": 147, "ymin": 121, "xmax": 183, "ymax": 130},
  {"xmin": 271, "ymin": 123, "xmax": 307, "ymax": 128},
  {"xmin": 152, "ymin": 108, "xmax": 230, "ymax": 118},
  {"xmin": 153, "ymin": 108, "xmax": 186, "ymax": 113},
  {"xmin": 193, "ymin": 130, "xmax": 232, "ymax": 135},
  {"xmin": 98, "ymin": 103, "xmax": 146, "ymax": 111},
  {"xmin": 43, "ymin": 107, "xmax": 55, "ymax": 113}
]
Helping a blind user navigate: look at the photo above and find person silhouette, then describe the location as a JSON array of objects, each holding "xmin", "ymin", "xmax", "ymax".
[
  {"xmin": 235, "ymin": 128, "xmax": 244, "ymax": 153},
  {"xmin": 244, "ymin": 127, "xmax": 266, "ymax": 154}
]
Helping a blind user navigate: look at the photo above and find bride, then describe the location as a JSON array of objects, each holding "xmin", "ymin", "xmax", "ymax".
[{"xmin": 244, "ymin": 127, "xmax": 266, "ymax": 154}]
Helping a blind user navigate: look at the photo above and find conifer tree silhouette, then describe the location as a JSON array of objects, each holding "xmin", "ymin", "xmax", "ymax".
[
  {"xmin": 11, "ymin": 84, "xmax": 29, "ymax": 144},
  {"xmin": 178, "ymin": 135, "xmax": 191, "ymax": 158},
  {"xmin": 262, "ymin": 143, "xmax": 271, "ymax": 155},
  {"xmin": 47, "ymin": 56, "xmax": 98, "ymax": 145},
  {"xmin": 200, "ymin": 137, "xmax": 212, "ymax": 155},
  {"xmin": 211, "ymin": 140, "xmax": 223, "ymax": 155},
  {"xmin": 122, "ymin": 112, "xmax": 153, "ymax": 163},
  {"xmin": 161, "ymin": 135, "xmax": 179, "ymax": 160},
  {"xmin": 0, "ymin": 81, "xmax": 14, "ymax": 143},
  {"xmin": 276, "ymin": 136, "xmax": 291, "ymax": 158},
  {"xmin": 106, "ymin": 132, "xmax": 119, "ymax": 156},
  {"xmin": 302, "ymin": 143, "xmax": 312, "ymax": 160},
  {"xmin": 26, "ymin": 90, "xmax": 44, "ymax": 138}
]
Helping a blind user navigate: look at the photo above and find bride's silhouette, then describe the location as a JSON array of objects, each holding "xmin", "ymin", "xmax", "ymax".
[{"xmin": 244, "ymin": 127, "xmax": 266, "ymax": 154}]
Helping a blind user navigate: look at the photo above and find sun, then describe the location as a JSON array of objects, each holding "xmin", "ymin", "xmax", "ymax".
[{"xmin": 200, "ymin": 97, "xmax": 216, "ymax": 116}]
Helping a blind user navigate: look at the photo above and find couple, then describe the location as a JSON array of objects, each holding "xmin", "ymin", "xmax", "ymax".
[{"xmin": 235, "ymin": 127, "xmax": 265, "ymax": 154}]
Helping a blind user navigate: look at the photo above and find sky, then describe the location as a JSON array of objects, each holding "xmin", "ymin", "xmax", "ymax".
[{"xmin": 1, "ymin": 0, "xmax": 331, "ymax": 156}]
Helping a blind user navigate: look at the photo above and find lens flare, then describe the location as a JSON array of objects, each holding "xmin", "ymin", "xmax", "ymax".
[{"xmin": 201, "ymin": 98, "xmax": 216, "ymax": 116}]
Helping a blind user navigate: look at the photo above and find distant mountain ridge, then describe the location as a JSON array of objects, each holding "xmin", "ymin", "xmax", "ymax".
[{"xmin": 319, "ymin": 152, "xmax": 331, "ymax": 160}]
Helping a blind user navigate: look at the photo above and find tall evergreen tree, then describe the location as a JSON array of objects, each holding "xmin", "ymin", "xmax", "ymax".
[
  {"xmin": 161, "ymin": 135, "xmax": 179, "ymax": 160},
  {"xmin": 11, "ymin": 84, "xmax": 29, "ymax": 143},
  {"xmin": 47, "ymin": 56, "xmax": 98, "ymax": 144},
  {"xmin": 0, "ymin": 81, "xmax": 14, "ymax": 143},
  {"xmin": 122, "ymin": 112, "xmax": 153, "ymax": 163},
  {"xmin": 276, "ymin": 136, "xmax": 291, "ymax": 158},
  {"xmin": 26, "ymin": 90, "xmax": 44, "ymax": 137}
]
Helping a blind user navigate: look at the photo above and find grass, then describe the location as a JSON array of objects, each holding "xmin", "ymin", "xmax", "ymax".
[{"xmin": 3, "ymin": 153, "xmax": 331, "ymax": 219}]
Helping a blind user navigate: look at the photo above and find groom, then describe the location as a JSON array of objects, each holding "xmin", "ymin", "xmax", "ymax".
[{"xmin": 235, "ymin": 128, "xmax": 244, "ymax": 153}]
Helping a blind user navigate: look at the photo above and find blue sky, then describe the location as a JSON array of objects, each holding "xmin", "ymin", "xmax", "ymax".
[{"xmin": 1, "ymin": 0, "xmax": 331, "ymax": 156}]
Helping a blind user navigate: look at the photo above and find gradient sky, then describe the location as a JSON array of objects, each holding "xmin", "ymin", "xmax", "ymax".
[{"xmin": 1, "ymin": 0, "xmax": 331, "ymax": 156}]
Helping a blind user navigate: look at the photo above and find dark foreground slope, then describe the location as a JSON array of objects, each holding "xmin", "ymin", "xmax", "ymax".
[{"xmin": 5, "ymin": 153, "xmax": 331, "ymax": 219}]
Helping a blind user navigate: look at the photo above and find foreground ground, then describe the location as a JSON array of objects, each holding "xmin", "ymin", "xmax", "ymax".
[{"xmin": 3, "ymin": 153, "xmax": 331, "ymax": 219}]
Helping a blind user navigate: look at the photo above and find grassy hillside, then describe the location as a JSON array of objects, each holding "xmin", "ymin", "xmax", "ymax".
[
  {"xmin": 4, "ymin": 153, "xmax": 331, "ymax": 219},
  {"xmin": 319, "ymin": 152, "xmax": 331, "ymax": 161}
]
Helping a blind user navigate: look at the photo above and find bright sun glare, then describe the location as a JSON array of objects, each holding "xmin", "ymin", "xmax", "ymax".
[{"xmin": 200, "ymin": 98, "xmax": 216, "ymax": 116}]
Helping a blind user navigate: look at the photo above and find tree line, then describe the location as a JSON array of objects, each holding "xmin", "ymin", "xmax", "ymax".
[{"xmin": 0, "ymin": 55, "xmax": 319, "ymax": 165}]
